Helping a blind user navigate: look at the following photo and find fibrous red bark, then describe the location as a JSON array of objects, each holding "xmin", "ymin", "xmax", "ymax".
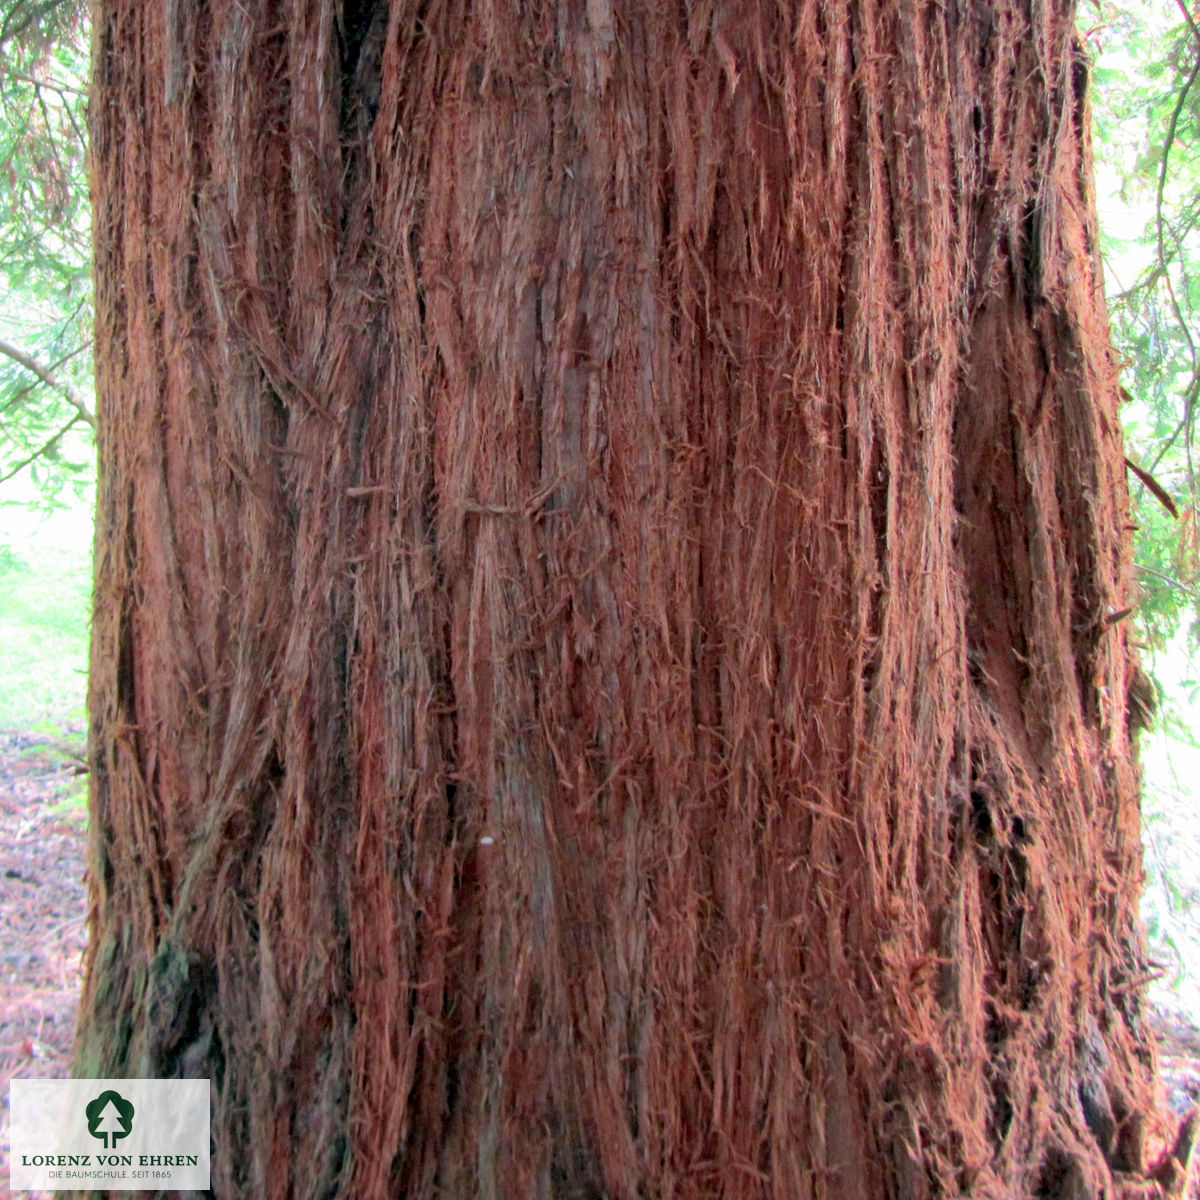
[{"xmin": 80, "ymin": 2, "xmax": 1171, "ymax": 1197}]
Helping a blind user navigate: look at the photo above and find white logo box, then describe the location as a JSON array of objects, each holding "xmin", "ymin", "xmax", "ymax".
[{"xmin": 9, "ymin": 1078, "xmax": 209, "ymax": 1192}]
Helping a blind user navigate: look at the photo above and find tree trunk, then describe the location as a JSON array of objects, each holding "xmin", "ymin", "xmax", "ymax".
[{"xmin": 80, "ymin": 2, "xmax": 1170, "ymax": 1197}]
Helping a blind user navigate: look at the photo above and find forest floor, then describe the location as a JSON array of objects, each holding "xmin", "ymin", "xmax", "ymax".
[
  {"xmin": 1, "ymin": 731, "xmax": 1199, "ymax": 1193},
  {"xmin": 0, "ymin": 727, "xmax": 89, "ymax": 1193}
]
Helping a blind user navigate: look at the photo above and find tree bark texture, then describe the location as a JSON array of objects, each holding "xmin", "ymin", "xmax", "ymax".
[{"xmin": 81, "ymin": 2, "xmax": 1168, "ymax": 1197}]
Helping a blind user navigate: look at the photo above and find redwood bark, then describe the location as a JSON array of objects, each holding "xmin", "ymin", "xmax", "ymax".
[{"xmin": 80, "ymin": 2, "xmax": 1166, "ymax": 1198}]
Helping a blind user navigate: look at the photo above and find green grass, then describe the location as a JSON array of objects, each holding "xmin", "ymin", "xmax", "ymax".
[{"xmin": 0, "ymin": 500, "xmax": 92, "ymax": 730}]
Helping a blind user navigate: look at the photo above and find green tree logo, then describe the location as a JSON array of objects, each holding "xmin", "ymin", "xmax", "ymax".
[{"xmin": 85, "ymin": 1090, "xmax": 135, "ymax": 1149}]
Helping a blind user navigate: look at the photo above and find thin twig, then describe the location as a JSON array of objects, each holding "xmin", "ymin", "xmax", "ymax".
[
  {"xmin": 0, "ymin": 337, "xmax": 92, "ymax": 425},
  {"xmin": 0, "ymin": 339, "xmax": 90, "ymax": 417},
  {"xmin": 1126, "ymin": 455, "xmax": 1181, "ymax": 517},
  {"xmin": 0, "ymin": 0, "xmax": 71, "ymax": 49},
  {"xmin": 0, "ymin": 412, "xmax": 82, "ymax": 484},
  {"xmin": 2, "ymin": 68, "xmax": 85, "ymax": 98},
  {"xmin": 1134, "ymin": 561, "xmax": 1200, "ymax": 597},
  {"xmin": 1151, "ymin": 15, "xmax": 1200, "ymax": 493},
  {"xmin": 1176, "ymin": 0, "xmax": 1200, "ymax": 48}
]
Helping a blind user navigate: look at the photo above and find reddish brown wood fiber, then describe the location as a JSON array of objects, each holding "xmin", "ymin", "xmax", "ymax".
[{"xmin": 81, "ymin": 2, "xmax": 1164, "ymax": 1197}]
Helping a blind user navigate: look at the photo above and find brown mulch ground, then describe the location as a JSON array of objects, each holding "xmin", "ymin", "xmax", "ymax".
[
  {"xmin": 0, "ymin": 727, "xmax": 89, "ymax": 1193},
  {"xmin": 0, "ymin": 730, "xmax": 1198, "ymax": 1194}
]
